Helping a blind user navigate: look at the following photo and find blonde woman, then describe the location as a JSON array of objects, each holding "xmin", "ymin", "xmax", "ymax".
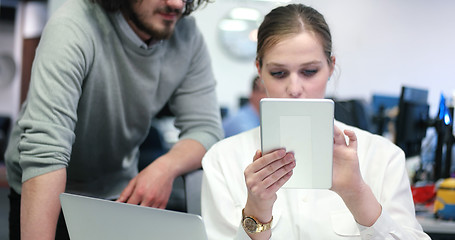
[{"xmin": 201, "ymin": 4, "xmax": 430, "ymax": 240}]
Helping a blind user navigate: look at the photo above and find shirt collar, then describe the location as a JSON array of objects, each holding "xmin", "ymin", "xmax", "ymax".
[{"xmin": 111, "ymin": 11, "xmax": 162, "ymax": 50}]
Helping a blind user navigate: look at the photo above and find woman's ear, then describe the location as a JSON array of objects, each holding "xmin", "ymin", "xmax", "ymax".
[
  {"xmin": 255, "ymin": 60, "xmax": 269, "ymax": 97},
  {"xmin": 329, "ymin": 56, "xmax": 336, "ymax": 76},
  {"xmin": 255, "ymin": 60, "xmax": 262, "ymax": 79}
]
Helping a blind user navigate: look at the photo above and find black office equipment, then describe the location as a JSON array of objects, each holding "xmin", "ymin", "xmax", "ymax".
[
  {"xmin": 395, "ymin": 86, "xmax": 430, "ymax": 159},
  {"xmin": 433, "ymin": 94, "xmax": 454, "ymax": 181},
  {"xmin": 394, "ymin": 86, "xmax": 455, "ymax": 181},
  {"xmin": 0, "ymin": 116, "xmax": 11, "ymax": 162},
  {"xmin": 334, "ymin": 99, "xmax": 372, "ymax": 132}
]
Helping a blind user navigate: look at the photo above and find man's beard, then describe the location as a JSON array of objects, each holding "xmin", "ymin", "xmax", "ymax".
[{"xmin": 128, "ymin": 6, "xmax": 181, "ymax": 41}]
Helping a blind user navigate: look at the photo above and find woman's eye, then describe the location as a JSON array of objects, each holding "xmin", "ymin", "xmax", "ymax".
[
  {"xmin": 302, "ymin": 69, "xmax": 318, "ymax": 76},
  {"xmin": 270, "ymin": 71, "xmax": 286, "ymax": 78}
]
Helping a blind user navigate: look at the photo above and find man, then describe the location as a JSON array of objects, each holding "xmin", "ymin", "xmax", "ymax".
[
  {"xmin": 4, "ymin": 0, "xmax": 223, "ymax": 239},
  {"xmin": 222, "ymin": 75, "xmax": 267, "ymax": 138}
]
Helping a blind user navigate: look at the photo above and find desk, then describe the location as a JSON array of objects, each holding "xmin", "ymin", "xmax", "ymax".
[{"xmin": 417, "ymin": 211, "xmax": 455, "ymax": 240}]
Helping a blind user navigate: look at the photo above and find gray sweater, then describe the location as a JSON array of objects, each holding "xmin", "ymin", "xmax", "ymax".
[{"xmin": 5, "ymin": 0, "xmax": 223, "ymax": 198}]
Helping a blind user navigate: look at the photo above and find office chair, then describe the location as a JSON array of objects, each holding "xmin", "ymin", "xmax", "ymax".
[
  {"xmin": 138, "ymin": 123, "xmax": 204, "ymax": 215},
  {"xmin": 0, "ymin": 116, "xmax": 11, "ymax": 162},
  {"xmin": 183, "ymin": 169, "xmax": 203, "ymax": 215}
]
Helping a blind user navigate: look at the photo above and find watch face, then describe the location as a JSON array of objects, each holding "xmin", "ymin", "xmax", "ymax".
[{"xmin": 244, "ymin": 217, "xmax": 258, "ymax": 232}]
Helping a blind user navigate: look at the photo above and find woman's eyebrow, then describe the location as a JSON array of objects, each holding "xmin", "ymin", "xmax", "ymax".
[
  {"xmin": 299, "ymin": 61, "xmax": 323, "ymax": 67},
  {"xmin": 266, "ymin": 60, "xmax": 323, "ymax": 68},
  {"xmin": 265, "ymin": 62, "xmax": 285, "ymax": 68}
]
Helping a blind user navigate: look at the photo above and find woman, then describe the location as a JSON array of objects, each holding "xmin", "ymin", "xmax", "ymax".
[{"xmin": 201, "ymin": 4, "xmax": 430, "ymax": 240}]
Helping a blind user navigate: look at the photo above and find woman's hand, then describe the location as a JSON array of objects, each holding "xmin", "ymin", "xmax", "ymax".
[
  {"xmin": 331, "ymin": 125, "xmax": 382, "ymax": 226},
  {"xmin": 243, "ymin": 149, "xmax": 296, "ymax": 222},
  {"xmin": 331, "ymin": 125, "xmax": 364, "ymax": 196}
]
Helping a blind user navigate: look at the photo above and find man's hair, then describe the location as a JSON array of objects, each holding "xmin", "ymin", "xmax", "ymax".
[{"xmin": 90, "ymin": 0, "xmax": 211, "ymax": 16}]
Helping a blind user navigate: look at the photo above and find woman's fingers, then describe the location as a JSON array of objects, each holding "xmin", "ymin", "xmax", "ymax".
[
  {"xmin": 263, "ymin": 161, "xmax": 295, "ymax": 193},
  {"xmin": 245, "ymin": 149, "xmax": 295, "ymax": 198},
  {"xmin": 331, "ymin": 127, "xmax": 361, "ymax": 194},
  {"xmin": 248, "ymin": 150, "xmax": 294, "ymax": 184},
  {"xmin": 260, "ymin": 153, "xmax": 295, "ymax": 188},
  {"xmin": 344, "ymin": 129, "xmax": 358, "ymax": 150},
  {"xmin": 333, "ymin": 125, "xmax": 347, "ymax": 146},
  {"xmin": 246, "ymin": 149, "xmax": 286, "ymax": 174},
  {"xmin": 252, "ymin": 149, "xmax": 262, "ymax": 162},
  {"xmin": 334, "ymin": 126, "xmax": 358, "ymax": 149}
]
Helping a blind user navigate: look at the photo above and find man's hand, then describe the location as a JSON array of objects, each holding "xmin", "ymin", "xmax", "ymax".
[
  {"xmin": 116, "ymin": 139, "xmax": 206, "ymax": 208},
  {"xmin": 117, "ymin": 158, "xmax": 174, "ymax": 208}
]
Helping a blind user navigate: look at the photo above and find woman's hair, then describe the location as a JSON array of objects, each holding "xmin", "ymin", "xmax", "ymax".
[
  {"xmin": 256, "ymin": 4, "xmax": 332, "ymax": 67},
  {"xmin": 90, "ymin": 0, "xmax": 210, "ymax": 16}
]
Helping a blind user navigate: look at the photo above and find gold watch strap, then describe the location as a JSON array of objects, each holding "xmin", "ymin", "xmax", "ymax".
[{"xmin": 242, "ymin": 208, "xmax": 273, "ymax": 233}]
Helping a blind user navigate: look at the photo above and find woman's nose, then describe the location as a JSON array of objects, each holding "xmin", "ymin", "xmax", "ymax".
[{"xmin": 286, "ymin": 77, "xmax": 303, "ymax": 98}]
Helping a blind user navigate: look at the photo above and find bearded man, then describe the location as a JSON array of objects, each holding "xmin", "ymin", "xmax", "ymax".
[{"xmin": 4, "ymin": 0, "xmax": 223, "ymax": 239}]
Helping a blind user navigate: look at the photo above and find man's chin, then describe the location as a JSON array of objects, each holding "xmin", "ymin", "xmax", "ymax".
[
  {"xmin": 153, "ymin": 22, "xmax": 176, "ymax": 39},
  {"xmin": 154, "ymin": 28, "xmax": 174, "ymax": 40}
]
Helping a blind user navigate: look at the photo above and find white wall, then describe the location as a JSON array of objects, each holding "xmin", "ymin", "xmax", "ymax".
[
  {"xmin": 1, "ymin": 0, "xmax": 454, "ymax": 120},
  {"xmin": 0, "ymin": 1, "xmax": 48, "ymax": 122},
  {"xmin": 193, "ymin": 0, "xmax": 455, "ymax": 116},
  {"xmin": 0, "ymin": 19, "xmax": 20, "ymax": 120}
]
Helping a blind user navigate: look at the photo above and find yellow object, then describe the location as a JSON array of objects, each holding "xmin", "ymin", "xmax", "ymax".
[{"xmin": 434, "ymin": 178, "xmax": 455, "ymax": 220}]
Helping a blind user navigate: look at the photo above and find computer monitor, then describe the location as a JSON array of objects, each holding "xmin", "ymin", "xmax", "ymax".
[
  {"xmin": 394, "ymin": 86, "xmax": 430, "ymax": 158},
  {"xmin": 371, "ymin": 94, "xmax": 399, "ymax": 136},
  {"xmin": 333, "ymin": 99, "xmax": 371, "ymax": 132},
  {"xmin": 433, "ymin": 94, "xmax": 454, "ymax": 180},
  {"xmin": 371, "ymin": 94, "xmax": 400, "ymax": 115}
]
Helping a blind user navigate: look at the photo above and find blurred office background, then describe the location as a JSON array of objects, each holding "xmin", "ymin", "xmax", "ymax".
[
  {"xmin": 1, "ymin": 0, "xmax": 455, "ymax": 120},
  {"xmin": 1, "ymin": 0, "xmax": 455, "ymax": 239}
]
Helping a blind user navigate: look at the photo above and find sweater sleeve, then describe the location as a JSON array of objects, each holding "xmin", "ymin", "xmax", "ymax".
[
  {"xmin": 17, "ymin": 14, "xmax": 94, "ymax": 183},
  {"xmin": 167, "ymin": 18, "xmax": 223, "ymax": 150}
]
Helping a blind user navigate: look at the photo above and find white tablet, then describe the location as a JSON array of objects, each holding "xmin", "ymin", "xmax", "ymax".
[{"xmin": 260, "ymin": 98, "xmax": 334, "ymax": 189}]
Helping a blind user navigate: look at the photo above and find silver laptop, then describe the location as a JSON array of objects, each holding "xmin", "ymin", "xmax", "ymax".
[{"xmin": 60, "ymin": 193, "xmax": 208, "ymax": 240}]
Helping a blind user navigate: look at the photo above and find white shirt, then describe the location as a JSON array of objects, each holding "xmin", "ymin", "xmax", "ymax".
[{"xmin": 201, "ymin": 122, "xmax": 430, "ymax": 239}]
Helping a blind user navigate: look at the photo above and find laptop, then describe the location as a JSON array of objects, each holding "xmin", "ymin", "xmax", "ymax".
[{"xmin": 60, "ymin": 193, "xmax": 208, "ymax": 240}]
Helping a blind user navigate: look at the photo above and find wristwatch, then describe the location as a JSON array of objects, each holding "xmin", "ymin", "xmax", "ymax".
[{"xmin": 241, "ymin": 208, "xmax": 273, "ymax": 233}]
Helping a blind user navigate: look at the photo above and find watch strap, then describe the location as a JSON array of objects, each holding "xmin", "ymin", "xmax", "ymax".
[{"xmin": 241, "ymin": 208, "xmax": 273, "ymax": 233}]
